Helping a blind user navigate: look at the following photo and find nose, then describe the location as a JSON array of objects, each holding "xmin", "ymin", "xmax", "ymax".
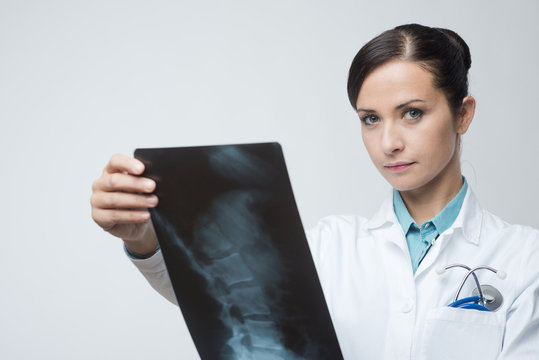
[{"xmin": 381, "ymin": 122, "xmax": 404, "ymax": 155}]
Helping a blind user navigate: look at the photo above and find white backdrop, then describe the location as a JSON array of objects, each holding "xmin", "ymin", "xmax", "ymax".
[{"xmin": 1, "ymin": 0, "xmax": 538, "ymax": 359}]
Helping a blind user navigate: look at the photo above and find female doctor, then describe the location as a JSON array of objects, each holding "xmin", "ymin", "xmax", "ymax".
[{"xmin": 90, "ymin": 24, "xmax": 539, "ymax": 359}]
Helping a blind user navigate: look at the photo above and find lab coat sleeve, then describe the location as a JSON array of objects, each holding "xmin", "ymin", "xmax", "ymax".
[
  {"xmin": 128, "ymin": 249, "xmax": 178, "ymax": 305},
  {"xmin": 499, "ymin": 227, "xmax": 539, "ymax": 359}
]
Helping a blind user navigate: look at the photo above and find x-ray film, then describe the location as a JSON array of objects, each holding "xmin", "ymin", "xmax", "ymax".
[{"xmin": 134, "ymin": 143, "xmax": 343, "ymax": 360}]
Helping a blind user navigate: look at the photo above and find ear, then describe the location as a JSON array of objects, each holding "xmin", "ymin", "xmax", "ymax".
[{"xmin": 456, "ymin": 96, "xmax": 475, "ymax": 135}]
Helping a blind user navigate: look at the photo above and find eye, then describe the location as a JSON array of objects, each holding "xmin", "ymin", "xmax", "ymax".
[
  {"xmin": 404, "ymin": 108, "xmax": 423, "ymax": 120},
  {"xmin": 360, "ymin": 114, "xmax": 379, "ymax": 125}
]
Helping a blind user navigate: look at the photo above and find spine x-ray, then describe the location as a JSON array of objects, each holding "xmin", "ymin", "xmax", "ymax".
[{"xmin": 135, "ymin": 143, "xmax": 343, "ymax": 360}]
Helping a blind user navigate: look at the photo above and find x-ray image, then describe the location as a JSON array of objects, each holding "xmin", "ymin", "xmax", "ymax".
[{"xmin": 135, "ymin": 143, "xmax": 343, "ymax": 360}]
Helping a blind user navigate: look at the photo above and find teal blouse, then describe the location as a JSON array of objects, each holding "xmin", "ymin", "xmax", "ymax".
[{"xmin": 393, "ymin": 177, "xmax": 468, "ymax": 274}]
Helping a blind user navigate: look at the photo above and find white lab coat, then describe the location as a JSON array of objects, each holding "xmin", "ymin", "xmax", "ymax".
[{"xmin": 130, "ymin": 187, "xmax": 539, "ymax": 359}]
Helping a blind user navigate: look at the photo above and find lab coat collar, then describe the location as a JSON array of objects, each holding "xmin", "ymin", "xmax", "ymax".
[
  {"xmin": 450, "ymin": 186, "xmax": 483, "ymax": 245},
  {"xmin": 365, "ymin": 190, "xmax": 398, "ymax": 230},
  {"xmin": 365, "ymin": 186, "xmax": 483, "ymax": 245}
]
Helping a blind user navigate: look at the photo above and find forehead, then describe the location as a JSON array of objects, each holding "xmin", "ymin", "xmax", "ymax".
[{"xmin": 356, "ymin": 60, "xmax": 443, "ymax": 109}]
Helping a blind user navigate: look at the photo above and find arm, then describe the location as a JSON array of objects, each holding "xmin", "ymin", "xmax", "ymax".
[
  {"xmin": 128, "ymin": 249, "xmax": 178, "ymax": 305},
  {"xmin": 499, "ymin": 229, "xmax": 539, "ymax": 358},
  {"xmin": 90, "ymin": 154, "xmax": 174, "ymax": 300}
]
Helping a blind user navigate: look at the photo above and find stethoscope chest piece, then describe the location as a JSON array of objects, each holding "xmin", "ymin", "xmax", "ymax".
[{"xmin": 472, "ymin": 285, "xmax": 503, "ymax": 311}]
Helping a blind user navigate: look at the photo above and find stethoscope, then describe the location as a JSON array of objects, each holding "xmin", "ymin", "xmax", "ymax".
[{"xmin": 437, "ymin": 264, "xmax": 506, "ymax": 311}]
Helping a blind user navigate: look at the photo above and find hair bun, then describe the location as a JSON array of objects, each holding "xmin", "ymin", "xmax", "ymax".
[{"xmin": 435, "ymin": 27, "xmax": 472, "ymax": 71}]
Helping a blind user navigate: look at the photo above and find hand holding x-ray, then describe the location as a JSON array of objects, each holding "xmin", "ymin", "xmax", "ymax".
[{"xmin": 90, "ymin": 154, "xmax": 160, "ymax": 255}]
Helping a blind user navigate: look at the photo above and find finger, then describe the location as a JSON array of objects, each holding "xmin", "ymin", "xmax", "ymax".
[
  {"xmin": 93, "ymin": 172, "xmax": 156, "ymax": 193},
  {"xmin": 91, "ymin": 192, "xmax": 158, "ymax": 210},
  {"xmin": 92, "ymin": 208, "xmax": 151, "ymax": 227},
  {"xmin": 105, "ymin": 154, "xmax": 145, "ymax": 175}
]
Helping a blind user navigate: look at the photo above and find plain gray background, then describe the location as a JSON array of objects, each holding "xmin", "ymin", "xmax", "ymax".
[{"xmin": 1, "ymin": 0, "xmax": 538, "ymax": 359}]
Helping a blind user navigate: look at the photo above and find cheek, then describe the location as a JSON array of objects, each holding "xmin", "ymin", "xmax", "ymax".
[
  {"xmin": 361, "ymin": 131, "xmax": 379, "ymax": 161},
  {"xmin": 423, "ymin": 122, "xmax": 458, "ymax": 164}
]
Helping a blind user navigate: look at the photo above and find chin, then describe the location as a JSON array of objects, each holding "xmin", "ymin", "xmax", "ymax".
[
  {"xmin": 383, "ymin": 173, "xmax": 431, "ymax": 192},
  {"xmin": 390, "ymin": 183, "xmax": 419, "ymax": 192}
]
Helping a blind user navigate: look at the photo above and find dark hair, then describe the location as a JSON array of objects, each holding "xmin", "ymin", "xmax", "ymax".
[{"xmin": 347, "ymin": 24, "xmax": 471, "ymax": 113}]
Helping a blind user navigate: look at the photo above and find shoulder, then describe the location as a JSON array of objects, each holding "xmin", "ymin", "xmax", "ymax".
[
  {"xmin": 477, "ymin": 203, "xmax": 539, "ymax": 270},
  {"xmin": 460, "ymin": 187, "xmax": 539, "ymax": 248},
  {"xmin": 479, "ymin": 209, "xmax": 539, "ymax": 298},
  {"xmin": 308, "ymin": 214, "xmax": 370, "ymax": 233},
  {"xmin": 305, "ymin": 192, "xmax": 395, "ymax": 261},
  {"xmin": 481, "ymin": 208, "xmax": 539, "ymax": 245},
  {"xmin": 306, "ymin": 214, "xmax": 370, "ymax": 243},
  {"xmin": 306, "ymin": 214, "xmax": 371, "ymax": 266}
]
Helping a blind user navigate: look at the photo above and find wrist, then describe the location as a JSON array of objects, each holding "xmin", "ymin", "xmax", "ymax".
[
  {"xmin": 123, "ymin": 222, "xmax": 159, "ymax": 256},
  {"xmin": 124, "ymin": 242, "xmax": 160, "ymax": 259}
]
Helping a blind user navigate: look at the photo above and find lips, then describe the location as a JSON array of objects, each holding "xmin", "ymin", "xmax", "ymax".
[{"xmin": 384, "ymin": 162, "xmax": 415, "ymax": 172}]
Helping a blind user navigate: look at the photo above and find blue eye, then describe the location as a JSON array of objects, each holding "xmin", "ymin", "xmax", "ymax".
[
  {"xmin": 404, "ymin": 108, "xmax": 423, "ymax": 120},
  {"xmin": 361, "ymin": 115, "xmax": 379, "ymax": 125}
]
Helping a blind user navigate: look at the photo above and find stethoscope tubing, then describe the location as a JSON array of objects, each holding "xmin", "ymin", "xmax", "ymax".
[{"xmin": 448, "ymin": 296, "xmax": 489, "ymax": 311}]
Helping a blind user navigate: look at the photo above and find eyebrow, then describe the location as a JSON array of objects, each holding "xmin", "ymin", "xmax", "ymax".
[{"xmin": 356, "ymin": 99, "xmax": 426, "ymax": 113}]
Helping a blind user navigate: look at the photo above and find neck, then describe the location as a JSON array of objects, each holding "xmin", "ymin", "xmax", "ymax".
[{"xmin": 399, "ymin": 159, "xmax": 463, "ymax": 226}]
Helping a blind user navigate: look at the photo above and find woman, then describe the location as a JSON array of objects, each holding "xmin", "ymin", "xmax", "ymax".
[{"xmin": 91, "ymin": 24, "xmax": 539, "ymax": 359}]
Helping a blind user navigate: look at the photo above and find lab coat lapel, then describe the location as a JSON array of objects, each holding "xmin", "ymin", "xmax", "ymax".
[{"xmin": 366, "ymin": 191, "xmax": 410, "ymax": 255}]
